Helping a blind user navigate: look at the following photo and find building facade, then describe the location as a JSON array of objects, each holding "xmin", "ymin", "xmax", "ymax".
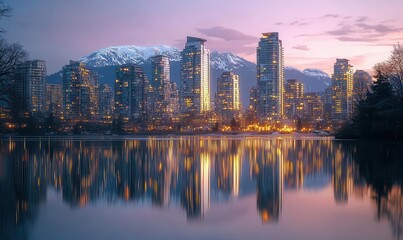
[
  {"xmin": 215, "ymin": 72, "xmax": 240, "ymax": 121},
  {"xmin": 256, "ymin": 32, "xmax": 284, "ymax": 123},
  {"xmin": 99, "ymin": 84, "xmax": 113, "ymax": 122},
  {"xmin": 180, "ymin": 36, "xmax": 210, "ymax": 117},
  {"xmin": 149, "ymin": 55, "xmax": 178, "ymax": 126},
  {"xmin": 115, "ymin": 64, "xmax": 149, "ymax": 124},
  {"xmin": 303, "ymin": 92, "xmax": 323, "ymax": 122},
  {"xmin": 62, "ymin": 61, "xmax": 99, "ymax": 122},
  {"xmin": 46, "ymin": 83, "xmax": 63, "ymax": 118},
  {"xmin": 13, "ymin": 60, "xmax": 47, "ymax": 117},
  {"xmin": 284, "ymin": 79, "xmax": 304, "ymax": 120},
  {"xmin": 331, "ymin": 59, "xmax": 353, "ymax": 120}
]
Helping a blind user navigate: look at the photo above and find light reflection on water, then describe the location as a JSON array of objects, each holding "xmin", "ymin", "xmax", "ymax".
[{"xmin": 0, "ymin": 137, "xmax": 402, "ymax": 240}]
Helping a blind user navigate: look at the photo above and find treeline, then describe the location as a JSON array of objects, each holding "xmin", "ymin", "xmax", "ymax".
[{"xmin": 337, "ymin": 45, "xmax": 403, "ymax": 140}]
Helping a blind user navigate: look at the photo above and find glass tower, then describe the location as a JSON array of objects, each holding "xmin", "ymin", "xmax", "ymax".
[
  {"xmin": 331, "ymin": 59, "xmax": 353, "ymax": 120},
  {"xmin": 180, "ymin": 36, "xmax": 210, "ymax": 117},
  {"xmin": 13, "ymin": 60, "xmax": 47, "ymax": 116},
  {"xmin": 114, "ymin": 64, "xmax": 149, "ymax": 124},
  {"xmin": 62, "ymin": 61, "xmax": 99, "ymax": 122},
  {"xmin": 215, "ymin": 71, "xmax": 240, "ymax": 121},
  {"xmin": 256, "ymin": 32, "xmax": 284, "ymax": 123},
  {"xmin": 150, "ymin": 55, "xmax": 178, "ymax": 126}
]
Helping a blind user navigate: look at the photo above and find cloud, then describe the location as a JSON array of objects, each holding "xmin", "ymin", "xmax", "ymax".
[
  {"xmin": 196, "ymin": 26, "xmax": 256, "ymax": 41},
  {"xmin": 356, "ymin": 16, "xmax": 369, "ymax": 23},
  {"xmin": 321, "ymin": 14, "xmax": 340, "ymax": 19},
  {"xmin": 327, "ymin": 25, "xmax": 354, "ymax": 36},
  {"xmin": 292, "ymin": 44, "xmax": 310, "ymax": 51},
  {"xmin": 325, "ymin": 17, "xmax": 403, "ymax": 43},
  {"xmin": 356, "ymin": 23, "xmax": 402, "ymax": 34},
  {"xmin": 274, "ymin": 22, "xmax": 283, "ymax": 26},
  {"xmin": 289, "ymin": 21, "xmax": 308, "ymax": 26},
  {"xmin": 337, "ymin": 36, "xmax": 381, "ymax": 42},
  {"xmin": 196, "ymin": 26, "xmax": 258, "ymax": 56}
]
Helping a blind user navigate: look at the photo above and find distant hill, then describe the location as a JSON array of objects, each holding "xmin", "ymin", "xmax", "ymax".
[{"xmin": 47, "ymin": 45, "xmax": 331, "ymax": 106}]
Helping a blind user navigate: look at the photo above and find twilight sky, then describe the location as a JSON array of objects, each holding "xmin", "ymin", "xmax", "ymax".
[{"xmin": 1, "ymin": 0, "xmax": 402, "ymax": 74}]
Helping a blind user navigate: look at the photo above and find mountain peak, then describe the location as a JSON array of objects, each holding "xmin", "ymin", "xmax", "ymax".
[
  {"xmin": 210, "ymin": 51, "xmax": 255, "ymax": 71},
  {"xmin": 79, "ymin": 45, "xmax": 181, "ymax": 67},
  {"xmin": 79, "ymin": 45, "xmax": 256, "ymax": 72},
  {"xmin": 302, "ymin": 68, "xmax": 330, "ymax": 79}
]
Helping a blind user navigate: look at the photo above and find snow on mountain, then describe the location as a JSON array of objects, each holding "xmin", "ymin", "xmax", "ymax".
[
  {"xmin": 303, "ymin": 68, "xmax": 330, "ymax": 79},
  {"xmin": 79, "ymin": 45, "xmax": 255, "ymax": 72},
  {"xmin": 79, "ymin": 45, "xmax": 181, "ymax": 67},
  {"xmin": 210, "ymin": 51, "xmax": 255, "ymax": 71}
]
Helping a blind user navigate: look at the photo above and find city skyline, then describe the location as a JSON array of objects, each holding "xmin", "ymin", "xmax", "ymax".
[{"xmin": 1, "ymin": 0, "xmax": 402, "ymax": 74}]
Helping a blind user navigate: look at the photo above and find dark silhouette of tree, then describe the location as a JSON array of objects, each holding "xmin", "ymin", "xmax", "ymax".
[
  {"xmin": 19, "ymin": 116, "xmax": 40, "ymax": 135},
  {"xmin": 375, "ymin": 44, "xmax": 403, "ymax": 98},
  {"xmin": 296, "ymin": 117, "xmax": 303, "ymax": 131},
  {"xmin": 0, "ymin": 2, "xmax": 27, "ymax": 122},
  {"xmin": 44, "ymin": 113, "xmax": 60, "ymax": 132},
  {"xmin": 230, "ymin": 117, "xmax": 239, "ymax": 131},
  {"xmin": 212, "ymin": 122, "xmax": 220, "ymax": 132},
  {"xmin": 338, "ymin": 72, "xmax": 401, "ymax": 139},
  {"xmin": 112, "ymin": 116, "xmax": 124, "ymax": 134}
]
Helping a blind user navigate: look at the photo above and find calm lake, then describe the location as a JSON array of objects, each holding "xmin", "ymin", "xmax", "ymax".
[{"xmin": 0, "ymin": 136, "xmax": 402, "ymax": 240}]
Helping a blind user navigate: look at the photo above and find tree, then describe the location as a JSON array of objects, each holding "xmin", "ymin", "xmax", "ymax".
[
  {"xmin": 212, "ymin": 122, "xmax": 220, "ymax": 132},
  {"xmin": 374, "ymin": 44, "xmax": 403, "ymax": 98},
  {"xmin": 112, "ymin": 116, "xmax": 124, "ymax": 134},
  {"xmin": 230, "ymin": 117, "xmax": 239, "ymax": 131},
  {"xmin": 0, "ymin": 2, "xmax": 26, "ymax": 117},
  {"xmin": 44, "ymin": 113, "xmax": 60, "ymax": 132},
  {"xmin": 296, "ymin": 117, "xmax": 303, "ymax": 131}
]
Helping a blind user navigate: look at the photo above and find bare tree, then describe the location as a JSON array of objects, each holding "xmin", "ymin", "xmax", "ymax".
[
  {"xmin": 374, "ymin": 44, "xmax": 403, "ymax": 98},
  {"xmin": 0, "ymin": 39, "xmax": 26, "ymax": 109},
  {"xmin": 0, "ymin": 2, "xmax": 26, "ymax": 113}
]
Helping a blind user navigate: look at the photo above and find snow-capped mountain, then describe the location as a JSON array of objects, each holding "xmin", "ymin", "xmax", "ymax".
[
  {"xmin": 303, "ymin": 68, "xmax": 331, "ymax": 81},
  {"xmin": 285, "ymin": 66, "xmax": 331, "ymax": 91},
  {"xmin": 79, "ymin": 45, "xmax": 254, "ymax": 72},
  {"xmin": 79, "ymin": 45, "xmax": 181, "ymax": 67},
  {"xmin": 210, "ymin": 51, "xmax": 255, "ymax": 71}
]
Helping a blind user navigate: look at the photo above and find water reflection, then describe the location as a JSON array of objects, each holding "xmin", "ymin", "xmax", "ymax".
[{"xmin": 0, "ymin": 137, "xmax": 402, "ymax": 239}]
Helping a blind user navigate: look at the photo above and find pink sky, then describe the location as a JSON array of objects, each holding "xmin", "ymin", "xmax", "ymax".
[{"xmin": 2, "ymin": 0, "xmax": 403, "ymax": 74}]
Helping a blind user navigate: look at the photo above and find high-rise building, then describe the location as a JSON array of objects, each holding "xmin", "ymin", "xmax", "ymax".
[
  {"xmin": 168, "ymin": 82, "xmax": 180, "ymax": 123},
  {"xmin": 284, "ymin": 79, "xmax": 304, "ymax": 120},
  {"xmin": 215, "ymin": 72, "xmax": 240, "ymax": 121},
  {"xmin": 303, "ymin": 92, "xmax": 323, "ymax": 122},
  {"xmin": 249, "ymin": 86, "xmax": 258, "ymax": 114},
  {"xmin": 256, "ymin": 32, "xmax": 284, "ymax": 123},
  {"xmin": 149, "ymin": 55, "xmax": 178, "ymax": 126},
  {"xmin": 180, "ymin": 36, "xmax": 210, "ymax": 117},
  {"xmin": 115, "ymin": 64, "xmax": 149, "ymax": 124},
  {"xmin": 62, "ymin": 61, "xmax": 99, "ymax": 122},
  {"xmin": 99, "ymin": 84, "xmax": 113, "ymax": 121},
  {"xmin": 331, "ymin": 59, "xmax": 353, "ymax": 120},
  {"xmin": 46, "ymin": 83, "xmax": 63, "ymax": 118},
  {"xmin": 353, "ymin": 70, "xmax": 372, "ymax": 101},
  {"xmin": 323, "ymin": 86, "xmax": 332, "ymax": 121},
  {"xmin": 13, "ymin": 60, "xmax": 47, "ymax": 116}
]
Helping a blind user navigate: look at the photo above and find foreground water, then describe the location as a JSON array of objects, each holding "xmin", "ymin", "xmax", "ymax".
[{"xmin": 0, "ymin": 136, "xmax": 402, "ymax": 240}]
